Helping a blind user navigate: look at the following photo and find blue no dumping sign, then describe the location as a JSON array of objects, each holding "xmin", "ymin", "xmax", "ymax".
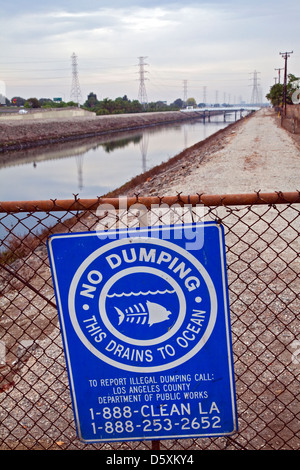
[{"xmin": 47, "ymin": 222, "xmax": 237, "ymax": 442}]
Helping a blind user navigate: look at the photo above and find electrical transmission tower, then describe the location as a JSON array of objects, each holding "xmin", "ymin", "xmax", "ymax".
[
  {"xmin": 215, "ymin": 90, "xmax": 219, "ymax": 105},
  {"xmin": 140, "ymin": 133, "xmax": 149, "ymax": 173},
  {"xmin": 0, "ymin": 80, "xmax": 6, "ymax": 105},
  {"xmin": 76, "ymin": 155, "xmax": 84, "ymax": 191},
  {"xmin": 250, "ymin": 70, "xmax": 261, "ymax": 105},
  {"xmin": 203, "ymin": 86, "xmax": 207, "ymax": 105},
  {"xmin": 70, "ymin": 52, "xmax": 82, "ymax": 106},
  {"xmin": 137, "ymin": 57, "xmax": 148, "ymax": 105},
  {"xmin": 183, "ymin": 80, "xmax": 188, "ymax": 103}
]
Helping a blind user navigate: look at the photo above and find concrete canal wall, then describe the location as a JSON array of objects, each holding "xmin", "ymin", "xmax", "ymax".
[
  {"xmin": 0, "ymin": 107, "xmax": 96, "ymax": 121},
  {"xmin": 0, "ymin": 109, "xmax": 205, "ymax": 152}
]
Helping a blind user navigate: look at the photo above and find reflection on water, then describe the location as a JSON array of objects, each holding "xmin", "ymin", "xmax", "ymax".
[
  {"xmin": 0, "ymin": 114, "xmax": 237, "ymax": 202},
  {"xmin": 0, "ymin": 114, "xmax": 240, "ymax": 243}
]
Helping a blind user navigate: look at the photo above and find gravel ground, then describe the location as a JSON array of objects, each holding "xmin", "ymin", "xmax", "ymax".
[{"xmin": 122, "ymin": 108, "xmax": 300, "ymax": 197}]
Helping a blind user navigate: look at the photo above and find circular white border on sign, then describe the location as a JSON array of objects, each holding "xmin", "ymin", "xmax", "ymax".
[{"xmin": 68, "ymin": 237, "xmax": 218, "ymax": 373}]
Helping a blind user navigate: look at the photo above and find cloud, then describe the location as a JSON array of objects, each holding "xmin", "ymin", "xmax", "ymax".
[{"xmin": 1, "ymin": 0, "xmax": 299, "ymax": 103}]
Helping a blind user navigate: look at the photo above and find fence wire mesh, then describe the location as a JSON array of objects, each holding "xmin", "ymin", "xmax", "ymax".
[{"xmin": 0, "ymin": 192, "xmax": 299, "ymax": 450}]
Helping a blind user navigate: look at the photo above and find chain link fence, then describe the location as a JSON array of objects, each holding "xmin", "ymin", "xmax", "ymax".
[{"xmin": 0, "ymin": 192, "xmax": 299, "ymax": 450}]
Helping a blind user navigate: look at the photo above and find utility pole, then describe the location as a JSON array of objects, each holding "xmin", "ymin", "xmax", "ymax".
[
  {"xmin": 70, "ymin": 52, "xmax": 82, "ymax": 107},
  {"xmin": 280, "ymin": 51, "xmax": 293, "ymax": 115},
  {"xmin": 275, "ymin": 67, "xmax": 284, "ymax": 84},
  {"xmin": 137, "ymin": 57, "xmax": 148, "ymax": 105}
]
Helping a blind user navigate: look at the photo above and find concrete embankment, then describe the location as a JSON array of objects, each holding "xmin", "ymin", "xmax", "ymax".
[
  {"xmin": 0, "ymin": 107, "xmax": 95, "ymax": 121},
  {"xmin": 109, "ymin": 108, "xmax": 300, "ymax": 197},
  {"xmin": 0, "ymin": 109, "xmax": 203, "ymax": 152}
]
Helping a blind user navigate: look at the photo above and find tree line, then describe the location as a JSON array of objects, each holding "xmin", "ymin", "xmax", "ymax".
[
  {"xmin": 2, "ymin": 94, "xmax": 200, "ymax": 114},
  {"xmin": 5, "ymin": 97, "xmax": 79, "ymax": 108},
  {"xmin": 82, "ymin": 93, "xmax": 185, "ymax": 114}
]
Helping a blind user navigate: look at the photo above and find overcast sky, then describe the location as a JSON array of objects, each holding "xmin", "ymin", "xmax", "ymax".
[{"xmin": 0, "ymin": 0, "xmax": 299, "ymax": 104}]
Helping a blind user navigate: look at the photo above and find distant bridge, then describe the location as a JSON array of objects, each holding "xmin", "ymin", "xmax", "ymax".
[{"xmin": 181, "ymin": 106, "xmax": 260, "ymax": 121}]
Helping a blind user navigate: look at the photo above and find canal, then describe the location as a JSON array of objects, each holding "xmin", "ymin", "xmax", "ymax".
[
  {"xmin": 0, "ymin": 113, "xmax": 238, "ymax": 243},
  {"xmin": 0, "ymin": 114, "xmax": 237, "ymax": 202}
]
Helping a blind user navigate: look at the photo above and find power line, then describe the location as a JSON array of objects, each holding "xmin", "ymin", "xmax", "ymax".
[{"xmin": 0, "ymin": 68, "xmax": 70, "ymax": 73}]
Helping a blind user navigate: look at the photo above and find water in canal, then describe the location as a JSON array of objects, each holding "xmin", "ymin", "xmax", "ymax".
[
  {"xmin": 0, "ymin": 114, "xmax": 237, "ymax": 202},
  {"xmin": 0, "ymin": 114, "xmax": 238, "ymax": 242}
]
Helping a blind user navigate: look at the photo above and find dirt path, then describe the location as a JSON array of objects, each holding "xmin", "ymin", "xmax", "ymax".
[{"xmin": 124, "ymin": 108, "xmax": 300, "ymax": 197}]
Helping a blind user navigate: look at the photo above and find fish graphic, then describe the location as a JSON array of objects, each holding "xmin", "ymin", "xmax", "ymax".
[{"xmin": 115, "ymin": 301, "xmax": 171, "ymax": 327}]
